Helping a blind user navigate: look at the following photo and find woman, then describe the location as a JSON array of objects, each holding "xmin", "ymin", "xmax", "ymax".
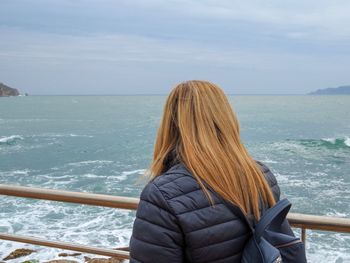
[{"xmin": 129, "ymin": 80, "xmax": 282, "ymax": 263}]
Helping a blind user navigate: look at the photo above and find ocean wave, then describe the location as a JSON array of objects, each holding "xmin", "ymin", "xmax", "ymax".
[
  {"xmin": 320, "ymin": 137, "xmax": 350, "ymax": 148},
  {"xmin": 67, "ymin": 160, "xmax": 114, "ymax": 166},
  {"xmin": 117, "ymin": 169, "xmax": 147, "ymax": 181},
  {"xmin": 11, "ymin": 169, "xmax": 31, "ymax": 175},
  {"xmin": 120, "ymin": 169, "xmax": 146, "ymax": 176},
  {"xmin": 68, "ymin": 133, "xmax": 93, "ymax": 138},
  {"xmin": 283, "ymin": 137, "xmax": 350, "ymax": 150},
  {"xmin": 83, "ymin": 173, "xmax": 106, "ymax": 178},
  {"xmin": 34, "ymin": 133, "xmax": 94, "ymax": 138},
  {"xmin": 0, "ymin": 135, "xmax": 24, "ymax": 145},
  {"xmin": 259, "ymin": 158, "xmax": 278, "ymax": 164}
]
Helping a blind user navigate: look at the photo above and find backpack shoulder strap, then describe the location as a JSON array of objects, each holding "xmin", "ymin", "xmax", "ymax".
[
  {"xmin": 254, "ymin": 199, "xmax": 291, "ymax": 241},
  {"xmin": 213, "ymin": 191, "xmax": 291, "ymax": 241}
]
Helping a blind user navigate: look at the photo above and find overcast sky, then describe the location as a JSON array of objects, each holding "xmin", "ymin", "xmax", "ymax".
[{"xmin": 1, "ymin": 0, "xmax": 350, "ymax": 95}]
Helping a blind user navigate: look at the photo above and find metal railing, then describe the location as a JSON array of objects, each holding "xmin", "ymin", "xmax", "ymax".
[{"xmin": 1, "ymin": 184, "xmax": 350, "ymax": 260}]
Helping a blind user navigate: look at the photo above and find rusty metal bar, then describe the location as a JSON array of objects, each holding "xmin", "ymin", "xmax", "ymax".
[
  {"xmin": 0, "ymin": 233, "xmax": 129, "ymax": 259},
  {"xmin": 301, "ymin": 228, "xmax": 306, "ymax": 244},
  {"xmin": 0, "ymin": 184, "xmax": 139, "ymax": 210},
  {"xmin": 287, "ymin": 212, "xmax": 350, "ymax": 234}
]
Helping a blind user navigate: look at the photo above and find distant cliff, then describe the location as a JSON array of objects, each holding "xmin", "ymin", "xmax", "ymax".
[
  {"xmin": 0, "ymin": 83, "xmax": 20, "ymax": 97},
  {"xmin": 309, "ymin": 85, "xmax": 350, "ymax": 95}
]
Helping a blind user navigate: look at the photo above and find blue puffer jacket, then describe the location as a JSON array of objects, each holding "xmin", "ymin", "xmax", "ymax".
[{"xmin": 129, "ymin": 161, "xmax": 281, "ymax": 263}]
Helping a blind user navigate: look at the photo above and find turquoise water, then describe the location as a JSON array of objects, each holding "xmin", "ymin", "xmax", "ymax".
[{"xmin": 0, "ymin": 95, "xmax": 349, "ymax": 262}]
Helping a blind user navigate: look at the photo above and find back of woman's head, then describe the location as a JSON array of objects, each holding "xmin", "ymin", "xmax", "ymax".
[{"xmin": 149, "ymin": 80, "xmax": 275, "ymax": 219}]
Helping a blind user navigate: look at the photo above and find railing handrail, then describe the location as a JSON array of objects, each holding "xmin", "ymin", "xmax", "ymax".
[
  {"xmin": 0, "ymin": 233, "xmax": 130, "ymax": 259},
  {"xmin": 287, "ymin": 212, "xmax": 350, "ymax": 233},
  {"xmin": 1, "ymin": 184, "xmax": 350, "ymax": 233},
  {"xmin": 0, "ymin": 184, "xmax": 139, "ymax": 209},
  {"xmin": 1, "ymin": 184, "xmax": 350, "ymax": 259}
]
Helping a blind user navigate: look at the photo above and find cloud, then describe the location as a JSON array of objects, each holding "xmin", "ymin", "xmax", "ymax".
[
  {"xmin": 148, "ymin": 0, "xmax": 350, "ymax": 39},
  {"xmin": 2, "ymin": 0, "xmax": 350, "ymax": 41},
  {"xmin": 1, "ymin": 26, "xmax": 347, "ymax": 72},
  {"xmin": 0, "ymin": 1, "xmax": 349, "ymax": 94}
]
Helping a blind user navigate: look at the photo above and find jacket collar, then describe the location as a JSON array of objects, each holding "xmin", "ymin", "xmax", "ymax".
[{"xmin": 165, "ymin": 162, "xmax": 192, "ymax": 176}]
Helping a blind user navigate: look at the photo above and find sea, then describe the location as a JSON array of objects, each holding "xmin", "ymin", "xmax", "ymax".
[{"xmin": 0, "ymin": 95, "xmax": 349, "ymax": 262}]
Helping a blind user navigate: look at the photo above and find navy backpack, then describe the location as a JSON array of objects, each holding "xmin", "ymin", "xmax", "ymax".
[{"xmin": 221, "ymin": 198, "xmax": 307, "ymax": 263}]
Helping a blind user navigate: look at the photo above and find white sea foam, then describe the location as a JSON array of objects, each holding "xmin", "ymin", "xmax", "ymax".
[
  {"xmin": 0, "ymin": 199, "xmax": 133, "ymax": 262},
  {"xmin": 0, "ymin": 135, "xmax": 24, "ymax": 143},
  {"xmin": 344, "ymin": 137, "xmax": 350, "ymax": 147},
  {"xmin": 41, "ymin": 174, "xmax": 72, "ymax": 180},
  {"xmin": 321, "ymin": 137, "xmax": 336, "ymax": 144},
  {"xmin": 260, "ymin": 158, "xmax": 278, "ymax": 164},
  {"xmin": 121, "ymin": 169, "xmax": 146, "ymax": 176},
  {"xmin": 83, "ymin": 173, "xmax": 106, "ymax": 178},
  {"xmin": 67, "ymin": 160, "xmax": 114, "ymax": 166},
  {"xmin": 307, "ymin": 249, "xmax": 350, "ymax": 263},
  {"xmin": 33, "ymin": 133, "xmax": 93, "ymax": 138},
  {"xmin": 0, "ymin": 169, "xmax": 32, "ymax": 177},
  {"xmin": 325, "ymin": 211, "xmax": 349, "ymax": 217},
  {"xmin": 11, "ymin": 169, "xmax": 30, "ymax": 175},
  {"xmin": 118, "ymin": 169, "xmax": 146, "ymax": 180},
  {"xmin": 69, "ymin": 133, "xmax": 93, "ymax": 138}
]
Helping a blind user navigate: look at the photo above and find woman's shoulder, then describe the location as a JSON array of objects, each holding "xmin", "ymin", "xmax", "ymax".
[
  {"xmin": 255, "ymin": 160, "xmax": 280, "ymax": 201},
  {"xmin": 145, "ymin": 161, "xmax": 279, "ymax": 194},
  {"xmin": 140, "ymin": 163, "xmax": 207, "ymax": 215},
  {"xmin": 255, "ymin": 160, "xmax": 278, "ymax": 184},
  {"xmin": 140, "ymin": 160, "xmax": 280, "ymax": 211},
  {"xmin": 144, "ymin": 163, "xmax": 200, "ymax": 200}
]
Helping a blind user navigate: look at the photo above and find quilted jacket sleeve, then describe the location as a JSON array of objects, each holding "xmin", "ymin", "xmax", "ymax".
[
  {"xmin": 129, "ymin": 181, "xmax": 185, "ymax": 263},
  {"xmin": 256, "ymin": 160, "xmax": 281, "ymax": 202}
]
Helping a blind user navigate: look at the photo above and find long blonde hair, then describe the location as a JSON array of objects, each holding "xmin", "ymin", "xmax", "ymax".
[{"xmin": 148, "ymin": 80, "xmax": 276, "ymax": 219}]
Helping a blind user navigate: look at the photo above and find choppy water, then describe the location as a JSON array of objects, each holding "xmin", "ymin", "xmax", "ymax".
[{"xmin": 0, "ymin": 95, "xmax": 349, "ymax": 262}]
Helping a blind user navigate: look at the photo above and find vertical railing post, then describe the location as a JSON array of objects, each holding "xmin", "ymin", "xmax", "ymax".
[{"xmin": 301, "ymin": 227, "xmax": 306, "ymax": 244}]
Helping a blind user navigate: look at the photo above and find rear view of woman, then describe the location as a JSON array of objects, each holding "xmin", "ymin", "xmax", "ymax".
[{"xmin": 130, "ymin": 80, "xmax": 286, "ymax": 262}]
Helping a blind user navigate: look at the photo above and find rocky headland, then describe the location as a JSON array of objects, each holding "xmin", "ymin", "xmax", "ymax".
[
  {"xmin": 0, "ymin": 82, "xmax": 20, "ymax": 97},
  {"xmin": 308, "ymin": 85, "xmax": 350, "ymax": 95}
]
